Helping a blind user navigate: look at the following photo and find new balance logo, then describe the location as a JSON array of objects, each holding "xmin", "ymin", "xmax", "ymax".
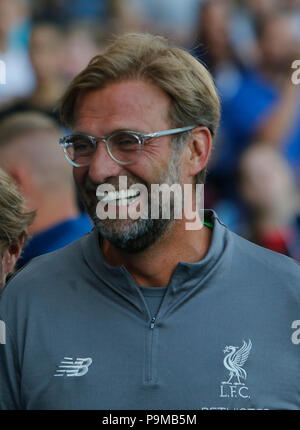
[{"xmin": 54, "ymin": 357, "xmax": 92, "ymax": 377}]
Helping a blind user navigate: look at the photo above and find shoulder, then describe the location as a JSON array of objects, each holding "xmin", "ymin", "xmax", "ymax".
[
  {"xmin": 227, "ymin": 225, "xmax": 300, "ymax": 285},
  {"xmin": 0, "ymin": 229, "xmax": 97, "ymax": 307},
  {"xmin": 213, "ymin": 212, "xmax": 299, "ymax": 282}
]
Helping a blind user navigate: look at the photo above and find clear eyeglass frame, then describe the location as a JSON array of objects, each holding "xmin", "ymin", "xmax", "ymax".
[{"xmin": 59, "ymin": 125, "xmax": 197, "ymax": 167}]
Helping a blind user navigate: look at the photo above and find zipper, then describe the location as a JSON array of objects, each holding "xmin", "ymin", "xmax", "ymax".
[
  {"xmin": 145, "ymin": 316, "xmax": 157, "ymax": 383},
  {"xmin": 150, "ymin": 316, "xmax": 156, "ymax": 329}
]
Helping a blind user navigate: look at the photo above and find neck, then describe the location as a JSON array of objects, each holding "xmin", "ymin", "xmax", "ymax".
[
  {"xmin": 28, "ymin": 190, "xmax": 80, "ymax": 235},
  {"xmin": 102, "ymin": 217, "xmax": 212, "ymax": 287}
]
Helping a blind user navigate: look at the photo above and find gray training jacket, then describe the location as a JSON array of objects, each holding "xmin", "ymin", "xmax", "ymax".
[{"xmin": 0, "ymin": 210, "xmax": 300, "ymax": 410}]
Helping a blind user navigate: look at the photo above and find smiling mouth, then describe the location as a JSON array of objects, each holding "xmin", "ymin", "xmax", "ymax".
[{"xmin": 97, "ymin": 189, "xmax": 141, "ymax": 206}]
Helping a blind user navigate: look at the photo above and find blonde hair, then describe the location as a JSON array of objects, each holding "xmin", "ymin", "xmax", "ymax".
[
  {"xmin": 0, "ymin": 168, "xmax": 35, "ymax": 255},
  {"xmin": 59, "ymin": 33, "xmax": 220, "ymax": 183}
]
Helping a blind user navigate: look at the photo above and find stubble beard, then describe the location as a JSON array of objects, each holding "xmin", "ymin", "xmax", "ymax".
[{"xmin": 81, "ymin": 150, "xmax": 183, "ymax": 253}]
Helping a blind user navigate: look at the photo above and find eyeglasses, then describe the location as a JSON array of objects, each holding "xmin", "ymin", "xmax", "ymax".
[{"xmin": 59, "ymin": 126, "xmax": 196, "ymax": 167}]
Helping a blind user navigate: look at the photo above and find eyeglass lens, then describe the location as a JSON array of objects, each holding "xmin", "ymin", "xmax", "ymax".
[{"xmin": 65, "ymin": 132, "xmax": 142, "ymax": 166}]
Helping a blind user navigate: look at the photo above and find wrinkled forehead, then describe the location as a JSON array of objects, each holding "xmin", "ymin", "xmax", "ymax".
[{"xmin": 74, "ymin": 80, "xmax": 172, "ymax": 133}]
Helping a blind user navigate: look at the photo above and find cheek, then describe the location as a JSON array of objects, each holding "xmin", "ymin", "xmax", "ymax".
[
  {"xmin": 129, "ymin": 162, "xmax": 168, "ymax": 186},
  {"xmin": 134, "ymin": 145, "xmax": 173, "ymax": 180}
]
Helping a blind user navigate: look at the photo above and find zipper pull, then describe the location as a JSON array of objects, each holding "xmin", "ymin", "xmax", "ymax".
[{"xmin": 150, "ymin": 317, "xmax": 156, "ymax": 329}]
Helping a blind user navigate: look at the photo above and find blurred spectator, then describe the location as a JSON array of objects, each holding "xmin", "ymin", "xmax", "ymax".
[
  {"xmin": 193, "ymin": 0, "xmax": 246, "ymax": 211},
  {"xmin": 31, "ymin": 0, "xmax": 109, "ymax": 25},
  {"xmin": 0, "ymin": 112, "xmax": 92, "ymax": 268},
  {"xmin": 230, "ymin": 0, "xmax": 281, "ymax": 66},
  {"xmin": 61, "ymin": 23, "xmax": 108, "ymax": 82},
  {"xmin": 0, "ymin": 167, "xmax": 35, "ymax": 289},
  {"xmin": 8, "ymin": 0, "xmax": 31, "ymax": 50},
  {"xmin": 0, "ymin": 0, "xmax": 35, "ymax": 107},
  {"xmin": 193, "ymin": 0, "xmax": 245, "ymax": 98},
  {"xmin": 253, "ymin": 13, "xmax": 300, "ymax": 181},
  {"xmin": 116, "ymin": 0, "xmax": 204, "ymax": 45},
  {"xmin": 0, "ymin": 22, "xmax": 65, "ymax": 124},
  {"xmin": 239, "ymin": 144, "xmax": 300, "ymax": 260},
  {"xmin": 214, "ymin": 11, "xmax": 300, "ymax": 198},
  {"xmin": 278, "ymin": 1, "xmax": 300, "ymax": 42}
]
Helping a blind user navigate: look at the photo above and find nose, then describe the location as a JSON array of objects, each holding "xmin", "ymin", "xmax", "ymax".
[{"xmin": 88, "ymin": 140, "xmax": 123, "ymax": 184}]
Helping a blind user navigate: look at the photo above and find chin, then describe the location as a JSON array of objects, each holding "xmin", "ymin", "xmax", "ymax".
[{"xmin": 96, "ymin": 217, "xmax": 172, "ymax": 254}]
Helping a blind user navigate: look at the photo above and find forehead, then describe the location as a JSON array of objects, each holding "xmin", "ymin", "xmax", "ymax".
[{"xmin": 74, "ymin": 80, "xmax": 171, "ymax": 133}]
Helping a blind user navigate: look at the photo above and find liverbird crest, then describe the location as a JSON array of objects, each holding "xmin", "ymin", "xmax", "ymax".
[{"xmin": 222, "ymin": 339, "xmax": 252, "ymax": 385}]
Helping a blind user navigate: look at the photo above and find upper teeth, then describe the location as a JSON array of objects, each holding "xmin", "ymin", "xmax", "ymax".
[{"xmin": 97, "ymin": 189, "xmax": 140, "ymax": 201}]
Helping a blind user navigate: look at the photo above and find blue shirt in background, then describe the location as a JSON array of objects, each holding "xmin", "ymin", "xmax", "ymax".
[
  {"xmin": 18, "ymin": 213, "xmax": 92, "ymax": 269},
  {"xmin": 216, "ymin": 69, "xmax": 300, "ymax": 178}
]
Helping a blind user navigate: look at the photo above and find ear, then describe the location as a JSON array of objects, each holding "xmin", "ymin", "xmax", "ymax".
[
  {"xmin": 2, "ymin": 236, "xmax": 24, "ymax": 277},
  {"xmin": 185, "ymin": 127, "xmax": 212, "ymax": 178}
]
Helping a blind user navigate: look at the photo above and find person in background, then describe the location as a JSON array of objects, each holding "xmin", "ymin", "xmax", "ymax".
[
  {"xmin": 0, "ymin": 112, "xmax": 92, "ymax": 268},
  {"xmin": 7, "ymin": 0, "xmax": 32, "ymax": 51},
  {"xmin": 61, "ymin": 23, "xmax": 107, "ymax": 83},
  {"xmin": 238, "ymin": 143, "xmax": 300, "ymax": 261},
  {"xmin": 191, "ymin": 0, "xmax": 246, "ymax": 213},
  {"xmin": 230, "ymin": 0, "xmax": 281, "ymax": 67},
  {"xmin": 219, "ymin": 11, "xmax": 300, "ymax": 185},
  {"xmin": 31, "ymin": 0, "xmax": 109, "ymax": 26},
  {"xmin": 0, "ymin": 168, "xmax": 35, "ymax": 290},
  {"xmin": 251, "ymin": 13, "xmax": 300, "ymax": 180},
  {"xmin": 0, "ymin": 22, "xmax": 65, "ymax": 125},
  {"xmin": 114, "ymin": 0, "xmax": 203, "ymax": 45},
  {"xmin": 0, "ymin": 0, "xmax": 35, "ymax": 108},
  {"xmin": 209, "ymin": 10, "xmax": 300, "ymax": 229},
  {"xmin": 193, "ymin": 0, "xmax": 244, "ymax": 89}
]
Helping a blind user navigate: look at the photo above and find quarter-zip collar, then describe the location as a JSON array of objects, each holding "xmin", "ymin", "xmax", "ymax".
[{"xmin": 80, "ymin": 210, "xmax": 232, "ymax": 316}]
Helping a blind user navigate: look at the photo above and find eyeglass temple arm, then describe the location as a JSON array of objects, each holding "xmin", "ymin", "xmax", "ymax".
[{"xmin": 144, "ymin": 125, "xmax": 197, "ymax": 139}]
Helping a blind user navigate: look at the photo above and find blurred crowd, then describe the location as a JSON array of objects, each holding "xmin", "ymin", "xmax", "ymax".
[{"xmin": 0, "ymin": 0, "xmax": 299, "ymax": 263}]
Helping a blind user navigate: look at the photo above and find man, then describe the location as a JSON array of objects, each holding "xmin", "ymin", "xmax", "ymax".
[
  {"xmin": 238, "ymin": 144, "xmax": 300, "ymax": 261},
  {"xmin": 0, "ymin": 33, "xmax": 299, "ymax": 410},
  {"xmin": 0, "ymin": 112, "xmax": 92, "ymax": 267},
  {"xmin": 218, "ymin": 12, "xmax": 300, "ymax": 186},
  {"xmin": 0, "ymin": 168, "xmax": 34, "ymax": 290}
]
